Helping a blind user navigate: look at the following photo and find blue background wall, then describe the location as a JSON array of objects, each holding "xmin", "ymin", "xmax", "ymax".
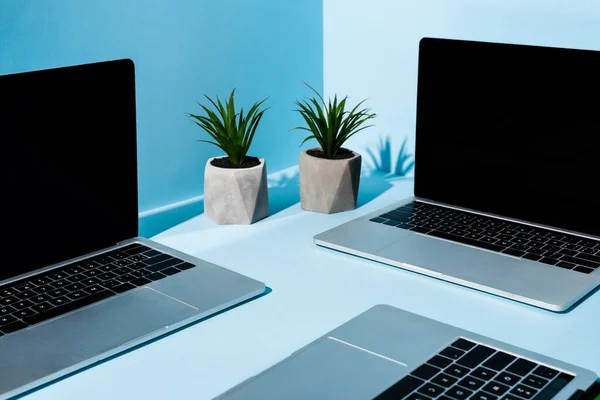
[
  {"xmin": 324, "ymin": 0, "xmax": 600, "ymax": 175},
  {"xmin": 0, "ymin": 0, "xmax": 323, "ymax": 236}
]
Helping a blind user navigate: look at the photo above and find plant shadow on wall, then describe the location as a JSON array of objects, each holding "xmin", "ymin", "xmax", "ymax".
[
  {"xmin": 365, "ymin": 136, "xmax": 415, "ymax": 177},
  {"xmin": 268, "ymin": 168, "xmax": 300, "ymax": 216}
]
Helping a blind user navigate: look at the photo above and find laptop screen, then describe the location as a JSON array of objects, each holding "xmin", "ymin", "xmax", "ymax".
[
  {"xmin": 415, "ymin": 38, "xmax": 600, "ymax": 237},
  {"xmin": 0, "ymin": 59, "xmax": 138, "ymax": 282}
]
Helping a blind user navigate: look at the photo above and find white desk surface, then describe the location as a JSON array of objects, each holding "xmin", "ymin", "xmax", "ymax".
[{"xmin": 27, "ymin": 174, "xmax": 600, "ymax": 399}]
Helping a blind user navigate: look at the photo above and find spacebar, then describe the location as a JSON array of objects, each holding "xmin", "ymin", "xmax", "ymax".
[
  {"xmin": 428, "ymin": 230, "xmax": 504, "ymax": 253},
  {"xmin": 24, "ymin": 290, "xmax": 116, "ymax": 326}
]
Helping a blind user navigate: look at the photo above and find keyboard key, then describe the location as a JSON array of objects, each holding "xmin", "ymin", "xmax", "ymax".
[
  {"xmin": 83, "ymin": 285, "xmax": 103, "ymax": 295},
  {"xmin": 125, "ymin": 245, "xmax": 152, "ymax": 255},
  {"xmin": 112, "ymin": 267, "xmax": 133, "ymax": 276},
  {"xmin": 50, "ymin": 289, "xmax": 67, "ymax": 297},
  {"xmin": 471, "ymin": 391, "xmax": 497, "ymax": 400},
  {"xmin": 15, "ymin": 282, "xmax": 35, "ymax": 291},
  {"xmin": 445, "ymin": 386, "xmax": 473, "ymax": 400},
  {"xmin": 531, "ymin": 373, "xmax": 573, "ymax": 400},
  {"xmin": 555, "ymin": 261, "xmax": 575, "ymax": 270},
  {"xmin": 113, "ymin": 258, "xmax": 134, "ymax": 267},
  {"xmin": 0, "ymin": 320, "xmax": 28, "ymax": 334},
  {"xmin": 50, "ymin": 279, "xmax": 69, "ymax": 287},
  {"xmin": 506, "ymin": 359, "xmax": 537, "ymax": 377},
  {"xmin": 49, "ymin": 271, "xmax": 70, "ymax": 280},
  {"xmin": 573, "ymin": 266, "xmax": 594, "ymax": 274},
  {"xmin": 24, "ymin": 290, "xmax": 115, "ymax": 326},
  {"xmin": 81, "ymin": 269, "xmax": 101, "ymax": 277},
  {"xmin": 510, "ymin": 384, "xmax": 537, "ymax": 399},
  {"xmin": 31, "ymin": 277, "xmax": 52, "ymax": 286},
  {"xmin": 98, "ymin": 263, "xmax": 118, "ymax": 272},
  {"xmin": 81, "ymin": 278, "xmax": 100, "ymax": 286},
  {"xmin": 458, "ymin": 376, "xmax": 485, "ymax": 390},
  {"xmin": 412, "ymin": 364, "xmax": 441, "ymax": 380},
  {"xmin": 0, "ymin": 314, "xmax": 17, "ymax": 325},
  {"xmin": 482, "ymin": 382, "xmax": 510, "ymax": 396},
  {"xmin": 446, "ymin": 365, "xmax": 470, "ymax": 378},
  {"xmin": 32, "ymin": 284, "xmax": 53, "ymax": 294},
  {"xmin": 113, "ymin": 283, "xmax": 136, "ymax": 293},
  {"xmin": 0, "ymin": 306, "xmax": 16, "ymax": 316},
  {"xmin": 428, "ymin": 230, "xmax": 503, "ymax": 252},
  {"xmin": 472, "ymin": 367, "xmax": 497, "ymax": 381},
  {"xmin": 145, "ymin": 272, "xmax": 167, "ymax": 281},
  {"xmin": 440, "ymin": 347, "xmax": 465, "ymax": 360},
  {"xmin": 66, "ymin": 291, "xmax": 87, "ymax": 301},
  {"xmin": 496, "ymin": 372, "xmax": 520, "ymax": 386},
  {"xmin": 560, "ymin": 255, "xmax": 598, "ymax": 269},
  {"xmin": 532, "ymin": 366, "xmax": 558, "ymax": 380},
  {"xmin": 431, "ymin": 373, "xmax": 458, "ymax": 388},
  {"xmin": 457, "ymin": 345, "xmax": 496, "ymax": 368},
  {"xmin": 503, "ymin": 395, "xmax": 523, "ymax": 400},
  {"xmin": 575, "ymin": 252, "xmax": 600, "ymax": 264},
  {"xmin": 143, "ymin": 254, "xmax": 171, "ymax": 265},
  {"xmin": 115, "ymin": 274, "xmax": 135, "ymax": 283},
  {"xmin": 161, "ymin": 267, "xmax": 181, "ymax": 276},
  {"xmin": 410, "ymin": 226, "xmax": 431, "ymax": 234},
  {"xmin": 100, "ymin": 279, "xmax": 121, "ymax": 289},
  {"xmin": 13, "ymin": 300, "xmax": 34, "ymax": 310},
  {"xmin": 374, "ymin": 375, "xmax": 424, "ymax": 400},
  {"xmin": 558, "ymin": 249, "xmax": 578, "ymax": 257},
  {"xmin": 128, "ymin": 262, "xmax": 147, "ymax": 270},
  {"xmin": 97, "ymin": 272, "xmax": 118, "ymax": 281},
  {"xmin": 142, "ymin": 249, "xmax": 161, "ymax": 257},
  {"xmin": 0, "ymin": 289, "xmax": 17, "ymax": 297},
  {"xmin": 522, "ymin": 253, "xmax": 542, "ymax": 261},
  {"xmin": 428, "ymin": 355, "xmax": 453, "ymax": 369},
  {"xmin": 48, "ymin": 296, "xmax": 70, "ymax": 307},
  {"xmin": 418, "ymin": 383, "xmax": 446, "ymax": 398},
  {"xmin": 452, "ymin": 338, "xmax": 476, "ymax": 351},
  {"xmin": 0, "ymin": 296, "xmax": 18, "ymax": 306},
  {"xmin": 177, "ymin": 262, "xmax": 195, "ymax": 270},
  {"xmin": 15, "ymin": 290, "xmax": 36, "ymax": 299},
  {"xmin": 145, "ymin": 258, "xmax": 183, "ymax": 273},
  {"xmin": 31, "ymin": 302, "xmax": 54, "ymax": 313},
  {"xmin": 31, "ymin": 294, "xmax": 51, "ymax": 303},
  {"xmin": 538, "ymin": 257, "xmax": 560, "ymax": 266},
  {"xmin": 94, "ymin": 256, "xmax": 117, "ymax": 265},
  {"xmin": 65, "ymin": 266, "xmax": 84, "ymax": 275},
  {"xmin": 66, "ymin": 274, "xmax": 86, "ymax": 282},
  {"xmin": 63, "ymin": 283, "xmax": 85, "ymax": 292},
  {"xmin": 130, "ymin": 277, "xmax": 152, "ymax": 287},
  {"xmin": 502, "ymin": 248, "xmax": 525, "ymax": 258},
  {"xmin": 14, "ymin": 308, "xmax": 37, "ymax": 319},
  {"xmin": 522, "ymin": 375, "xmax": 549, "ymax": 389},
  {"xmin": 129, "ymin": 254, "xmax": 148, "ymax": 262}
]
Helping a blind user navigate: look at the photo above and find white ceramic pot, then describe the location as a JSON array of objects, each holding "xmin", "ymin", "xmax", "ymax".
[
  {"xmin": 204, "ymin": 157, "xmax": 269, "ymax": 224},
  {"xmin": 298, "ymin": 148, "xmax": 361, "ymax": 214}
]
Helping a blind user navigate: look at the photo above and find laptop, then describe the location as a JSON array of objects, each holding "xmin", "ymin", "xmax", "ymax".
[
  {"xmin": 216, "ymin": 304, "xmax": 599, "ymax": 400},
  {"xmin": 0, "ymin": 59, "xmax": 265, "ymax": 399},
  {"xmin": 314, "ymin": 38, "xmax": 600, "ymax": 312}
]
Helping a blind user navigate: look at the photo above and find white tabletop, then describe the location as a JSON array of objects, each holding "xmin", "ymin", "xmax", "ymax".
[{"xmin": 26, "ymin": 171, "xmax": 600, "ymax": 400}]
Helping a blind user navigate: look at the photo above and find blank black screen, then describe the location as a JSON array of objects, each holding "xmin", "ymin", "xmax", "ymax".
[
  {"xmin": 0, "ymin": 59, "xmax": 138, "ymax": 282},
  {"xmin": 415, "ymin": 38, "xmax": 600, "ymax": 237}
]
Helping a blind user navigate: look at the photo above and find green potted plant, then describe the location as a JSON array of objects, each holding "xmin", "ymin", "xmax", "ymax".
[
  {"xmin": 292, "ymin": 83, "xmax": 376, "ymax": 213},
  {"xmin": 188, "ymin": 90, "xmax": 269, "ymax": 224}
]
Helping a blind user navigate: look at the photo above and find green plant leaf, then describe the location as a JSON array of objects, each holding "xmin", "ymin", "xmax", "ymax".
[{"xmin": 190, "ymin": 91, "xmax": 268, "ymax": 166}]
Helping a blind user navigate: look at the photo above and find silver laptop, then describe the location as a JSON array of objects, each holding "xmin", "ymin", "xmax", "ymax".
[
  {"xmin": 0, "ymin": 59, "xmax": 265, "ymax": 399},
  {"xmin": 216, "ymin": 305, "xmax": 599, "ymax": 400},
  {"xmin": 314, "ymin": 38, "xmax": 600, "ymax": 312}
]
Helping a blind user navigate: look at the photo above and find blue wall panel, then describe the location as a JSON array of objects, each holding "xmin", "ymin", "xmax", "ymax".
[{"xmin": 0, "ymin": 0, "xmax": 323, "ymax": 236}]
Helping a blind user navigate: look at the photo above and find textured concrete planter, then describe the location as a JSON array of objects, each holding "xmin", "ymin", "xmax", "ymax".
[
  {"xmin": 204, "ymin": 157, "xmax": 269, "ymax": 224},
  {"xmin": 299, "ymin": 148, "xmax": 361, "ymax": 214}
]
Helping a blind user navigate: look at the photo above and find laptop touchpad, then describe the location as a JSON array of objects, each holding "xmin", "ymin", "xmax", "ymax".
[
  {"xmin": 217, "ymin": 336, "xmax": 407, "ymax": 400},
  {"xmin": 0, "ymin": 288, "xmax": 198, "ymax": 395}
]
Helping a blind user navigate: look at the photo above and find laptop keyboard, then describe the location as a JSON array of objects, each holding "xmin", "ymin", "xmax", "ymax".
[
  {"xmin": 375, "ymin": 338, "xmax": 574, "ymax": 400},
  {"xmin": 0, "ymin": 243, "xmax": 195, "ymax": 336},
  {"xmin": 370, "ymin": 201, "xmax": 600, "ymax": 274}
]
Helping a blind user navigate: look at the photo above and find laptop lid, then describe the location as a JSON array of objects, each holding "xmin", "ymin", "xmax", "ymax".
[
  {"xmin": 0, "ymin": 59, "xmax": 138, "ymax": 283},
  {"xmin": 414, "ymin": 38, "xmax": 600, "ymax": 237}
]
